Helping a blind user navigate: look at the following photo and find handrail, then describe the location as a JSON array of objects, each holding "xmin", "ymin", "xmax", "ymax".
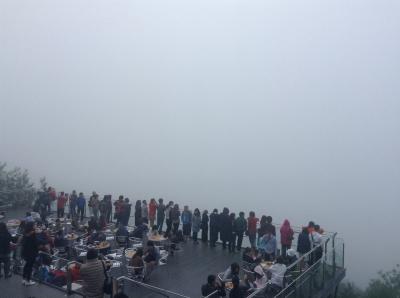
[
  {"xmin": 273, "ymin": 258, "xmax": 323, "ymax": 297},
  {"xmin": 202, "ymin": 289, "xmax": 219, "ymax": 298},
  {"xmin": 246, "ymin": 280, "xmax": 271, "ymax": 298},
  {"xmin": 116, "ymin": 276, "xmax": 191, "ymax": 298},
  {"xmin": 286, "ymin": 233, "xmax": 332, "ymax": 272}
]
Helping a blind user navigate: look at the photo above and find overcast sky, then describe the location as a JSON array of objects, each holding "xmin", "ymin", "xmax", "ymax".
[{"xmin": 1, "ymin": 0, "xmax": 399, "ymax": 287}]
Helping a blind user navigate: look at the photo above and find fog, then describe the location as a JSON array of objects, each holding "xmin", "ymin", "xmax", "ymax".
[{"xmin": 1, "ymin": 0, "xmax": 400, "ymax": 287}]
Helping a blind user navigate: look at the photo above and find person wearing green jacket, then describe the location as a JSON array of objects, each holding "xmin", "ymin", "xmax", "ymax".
[{"xmin": 234, "ymin": 212, "xmax": 247, "ymax": 251}]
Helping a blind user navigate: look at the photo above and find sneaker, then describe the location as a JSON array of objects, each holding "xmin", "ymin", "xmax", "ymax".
[
  {"xmin": 25, "ymin": 280, "xmax": 36, "ymax": 286},
  {"xmin": 22, "ymin": 279, "xmax": 26, "ymax": 285}
]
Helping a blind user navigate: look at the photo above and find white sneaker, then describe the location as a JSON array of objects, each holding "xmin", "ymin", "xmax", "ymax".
[
  {"xmin": 25, "ymin": 280, "xmax": 36, "ymax": 286},
  {"xmin": 22, "ymin": 279, "xmax": 26, "ymax": 285}
]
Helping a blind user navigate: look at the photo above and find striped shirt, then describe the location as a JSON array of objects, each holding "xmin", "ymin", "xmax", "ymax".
[{"xmin": 80, "ymin": 259, "xmax": 105, "ymax": 298}]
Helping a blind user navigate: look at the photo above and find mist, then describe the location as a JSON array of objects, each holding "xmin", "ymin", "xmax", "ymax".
[{"xmin": 1, "ymin": 0, "xmax": 400, "ymax": 287}]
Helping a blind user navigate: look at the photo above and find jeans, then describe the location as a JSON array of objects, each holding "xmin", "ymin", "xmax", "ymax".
[
  {"xmin": 201, "ymin": 228, "xmax": 208, "ymax": 242},
  {"xmin": 192, "ymin": 231, "xmax": 198, "ymax": 242},
  {"xmin": 157, "ymin": 216, "xmax": 164, "ymax": 233},
  {"xmin": 172, "ymin": 222, "xmax": 179, "ymax": 235},
  {"xmin": 92, "ymin": 207, "xmax": 99, "ymax": 219},
  {"xmin": 23, "ymin": 257, "xmax": 35, "ymax": 281},
  {"xmin": 236, "ymin": 231, "xmax": 244, "ymax": 250},
  {"xmin": 281, "ymin": 244, "xmax": 291, "ymax": 257},
  {"xmin": 0, "ymin": 254, "xmax": 10, "ymax": 276},
  {"xmin": 228, "ymin": 233, "xmax": 236, "ymax": 252},
  {"xmin": 77, "ymin": 206, "xmax": 85, "ymax": 221},
  {"xmin": 249, "ymin": 232, "xmax": 257, "ymax": 248},
  {"xmin": 165, "ymin": 219, "xmax": 172, "ymax": 235},
  {"xmin": 69, "ymin": 206, "xmax": 76, "ymax": 219},
  {"xmin": 210, "ymin": 228, "xmax": 218, "ymax": 247},
  {"xmin": 57, "ymin": 207, "xmax": 65, "ymax": 218}
]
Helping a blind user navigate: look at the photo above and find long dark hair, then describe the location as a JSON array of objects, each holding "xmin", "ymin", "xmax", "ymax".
[
  {"xmin": 24, "ymin": 221, "xmax": 35, "ymax": 234},
  {"xmin": 135, "ymin": 200, "xmax": 141, "ymax": 209},
  {"xmin": 0, "ymin": 222, "xmax": 8, "ymax": 234}
]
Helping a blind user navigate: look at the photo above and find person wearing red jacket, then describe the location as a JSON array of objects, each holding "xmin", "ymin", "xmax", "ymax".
[
  {"xmin": 148, "ymin": 198, "xmax": 158, "ymax": 228},
  {"xmin": 280, "ymin": 219, "xmax": 294, "ymax": 257},
  {"xmin": 247, "ymin": 211, "xmax": 259, "ymax": 248},
  {"xmin": 57, "ymin": 192, "xmax": 68, "ymax": 218}
]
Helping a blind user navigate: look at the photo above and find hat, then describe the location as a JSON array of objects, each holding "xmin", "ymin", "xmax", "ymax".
[
  {"xmin": 254, "ymin": 265, "xmax": 264, "ymax": 276},
  {"xmin": 287, "ymin": 249, "xmax": 296, "ymax": 257}
]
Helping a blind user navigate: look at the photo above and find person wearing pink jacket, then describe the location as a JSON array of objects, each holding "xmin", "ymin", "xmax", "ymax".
[{"xmin": 280, "ymin": 219, "xmax": 294, "ymax": 257}]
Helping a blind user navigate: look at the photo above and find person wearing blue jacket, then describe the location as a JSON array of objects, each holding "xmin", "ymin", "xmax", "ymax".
[
  {"xmin": 181, "ymin": 206, "xmax": 192, "ymax": 242},
  {"xmin": 258, "ymin": 231, "xmax": 277, "ymax": 261},
  {"xmin": 77, "ymin": 192, "xmax": 86, "ymax": 221}
]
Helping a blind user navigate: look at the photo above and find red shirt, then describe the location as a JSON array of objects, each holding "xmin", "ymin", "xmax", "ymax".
[
  {"xmin": 247, "ymin": 217, "xmax": 259, "ymax": 234},
  {"xmin": 149, "ymin": 202, "xmax": 157, "ymax": 218},
  {"xmin": 57, "ymin": 195, "xmax": 67, "ymax": 208}
]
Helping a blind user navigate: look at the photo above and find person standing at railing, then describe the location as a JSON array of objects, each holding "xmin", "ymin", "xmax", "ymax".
[
  {"xmin": 297, "ymin": 227, "xmax": 311, "ymax": 269},
  {"xmin": 148, "ymin": 198, "xmax": 158, "ymax": 228},
  {"xmin": 247, "ymin": 211, "xmax": 259, "ymax": 248},
  {"xmin": 219, "ymin": 208, "xmax": 231, "ymax": 250},
  {"xmin": 228, "ymin": 213, "xmax": 236, "ymax": 252},
  {"xmin": 280, "ymin": 219, "xmax": 294, "ymax": 257},
  {"xmin": 310, "ymin": 224, "xmax": 323, "ymax": 264},
  {"xmin": 77, "ymin": 192, "xmax": 86, "ymax": 221},
  {"xmin": 209, "ymin": 209, "xmax": 220, "ymax": 247},
  {"xmin": 201, "ymin": 209, "xmax": 209, "ymax": 242},
  {"xmin": 68, "ymin": 190, "xmax": 78, "ymax": 219},
  {"xmin": 234, "ymin": 212, "xmax": 247, "ymax": 251},
  {"xmin": 192, "ymin": 208, "xmax": 201, "ymax": 244},
  {"xmin": 164, "ymin": 201, "xmax": 174, "ymax": 235},
  {"xmin": 181, "ymin": 205, "xmax": 192, "ymax": 242},
  {"xmin": 91, "ymin": 194, "xmax": 100, "ymax": 220},
  {"xmin": 121, "ymin": 198, "xmax": 131, "ymax": 226},
  {"xmin": 134, "ymin": 200, "xmax": 142, "ymax": 227},
  {"xmin": 113, "ymin": 196, "xmax": 124, "ymax": 226},
  {"xmin": 170, "ymin": 204, "xmax": 181, "ymax": 235},
  {"xmin": 57, "ymin": 192, "xmax": 67, "ymax": 218},
  {"xmin": 141, "ymin": 200, "xmax": 149, "ymax": 224},
  {"xmin": 156, "ymin": 198, "xmax": 165, "ymax": 233}
]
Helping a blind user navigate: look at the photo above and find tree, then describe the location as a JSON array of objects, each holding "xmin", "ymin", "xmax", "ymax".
[
  {"xmin": 338, "ymin": 265, "xmax": 400, "ymax": 298},
  {"xmin": 0, "ymin": 162, "xmax": 37, "ymax": 207},
  {"xmin": 364, "ymin": 264, "xmax": 400, "ymax": 298},
  {"xmin": 338, "ymin": 281, "xmax": 363, "ymax": 298}
]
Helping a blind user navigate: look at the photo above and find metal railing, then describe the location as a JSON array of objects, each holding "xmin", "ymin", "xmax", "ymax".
[{"xmin": 116, "ymin": 276, "xmax": 191, "ymax": 298}]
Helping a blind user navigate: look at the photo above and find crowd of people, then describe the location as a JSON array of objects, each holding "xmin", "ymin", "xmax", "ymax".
[{"xmin": 0, "ymin": 186, "xmax": 326, "ymax": 298}]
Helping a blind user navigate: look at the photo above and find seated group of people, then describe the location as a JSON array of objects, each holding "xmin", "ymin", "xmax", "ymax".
[
  {"xmin": 128, "ymin": 240, "xmax": 161, "ymax": 281},
  {"xmin": 202, "ymin": 245, "xmax": 300, "ymax": 298}
]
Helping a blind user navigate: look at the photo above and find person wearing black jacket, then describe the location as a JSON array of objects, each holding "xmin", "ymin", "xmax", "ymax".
[
  {"xmin": 201, "ymin": 274, "xmax": 226, "ymax": 297},
  {"xmin": 219, "ymin": 208, "xmax": 231, "ymax": 250},
  {"xmin": 209, "ymin": 209, "xmax": 220, "ymax": 247},
  {"xmin": 201, "ymin": 210, "xmax": 209, "ymax": 242},
  {"xmin": 134, "ymin": 200, "xmax": 142, "ymax": 227},
  {"xmin": 21, "ymin": 222, "xmax": 38, "ymax": 285},
  {"xmin": 0, "ymin": 222, "xmax": 12, "ymax": 278},
  {"xmin": 122, "ymin": 198, "xmax": 132, "ymax": 226},
  {"xmin": 297, "ymin": 227, "xmax": 311, "ymax": 268}
]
